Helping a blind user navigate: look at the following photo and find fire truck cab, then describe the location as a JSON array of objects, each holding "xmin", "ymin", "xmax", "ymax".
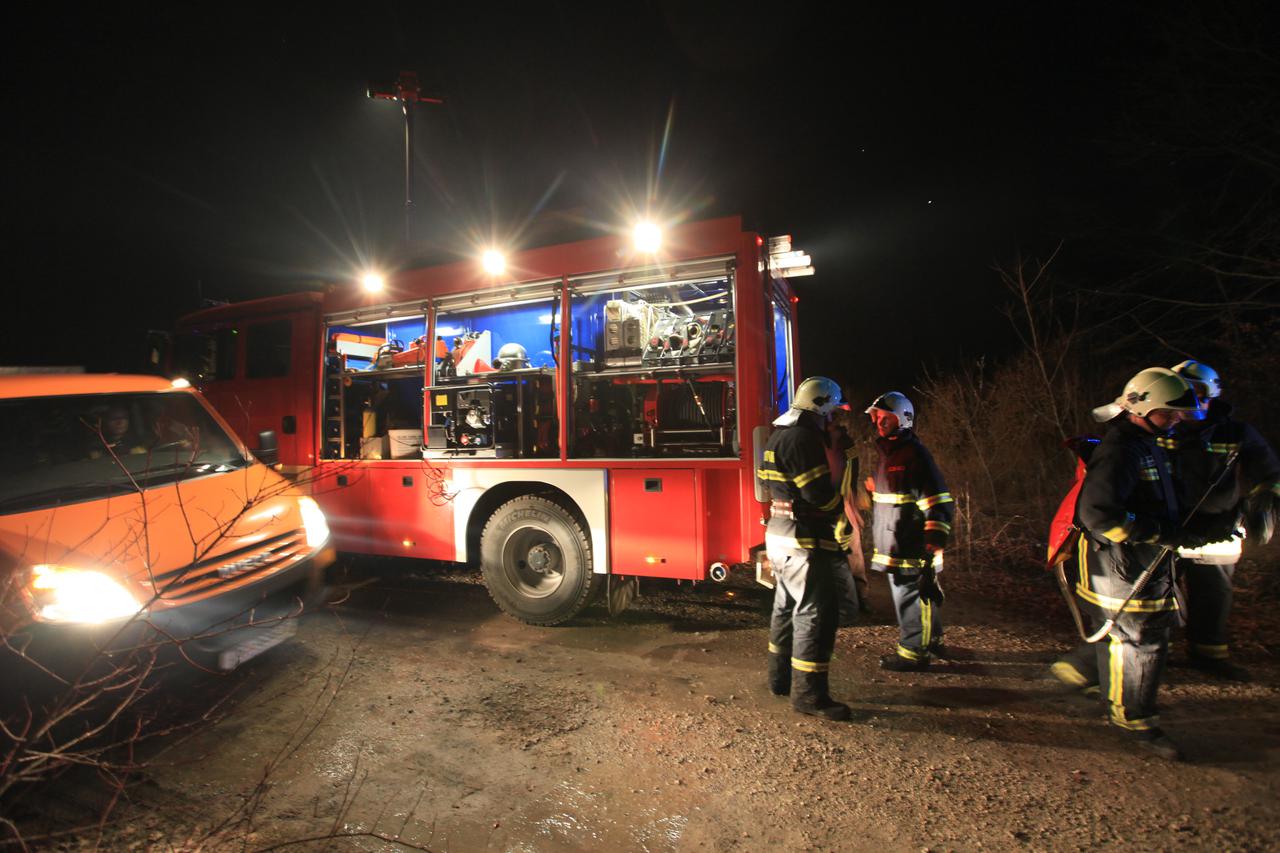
[{"xmin": 173, "ymin": 216, "xmax": 807, "ymax": 624}]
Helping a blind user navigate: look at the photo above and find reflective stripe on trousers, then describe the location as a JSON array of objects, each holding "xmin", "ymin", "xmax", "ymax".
[
  {"xmin": 889, "ymin": 571, "xmax": 941, "ymax": 657},
  {"xmin": 767, "ymin": 546, "xmax": 841, "ymax": 675}
]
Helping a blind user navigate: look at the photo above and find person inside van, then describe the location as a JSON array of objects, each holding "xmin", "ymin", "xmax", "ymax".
[{"xmin": 86, "ymin": 404, "xmax": 148, "ymax": 458}]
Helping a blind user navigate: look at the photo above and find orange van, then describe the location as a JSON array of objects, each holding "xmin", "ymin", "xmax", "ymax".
[{"xmin": 0, "ymin": 373, "xmax": 334, "ymax": 678}]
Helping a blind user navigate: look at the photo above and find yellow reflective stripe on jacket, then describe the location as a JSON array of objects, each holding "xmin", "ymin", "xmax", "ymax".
[
  {"xmin": 917, "ymin": 492, "xmax": 954, "ymax": 510},
  {"xmin": 793, "ymin": 463, "xmax": 831, "ymax": 489},
  {"xmin": 924, "ymin": 520, "xmax": 951, "ymax": 534},
  {"xmin": 839, "ymin": 451, "xmax": 856, "ymax": 497},
  {"xmin": 1156, "ymin": 436, "xmax": 1179, "ymax": 450},
  {"xmin": 1075, "ymin": 583, "xmax": 1178, "ymax": 613},
  {"xmin": 1101, "ymin": 512, "xmax": 1135, "ymax": 543},
  {"xmin": 1208, "ymin": 442, "xmax": 1239, "ymax": 454},
  {"xmin": 873, "ymin": 492, "xmax": 916, "ymax": 505},
  {"xmin": 757, "ymin": 468, "xmax": 788, "ymax": 482},
  {"xmin": 1139, "ymin": 467, "xmax": 1160, "ymax": 481},
  {"xmin": 817, "ymin": 493, "xmax": 841, "ymax": 512},
  {"xmin": 1177, "ymin": 537, "xmax": 1242, "ymax": 560},
  {"xmin": 791, "ymin": 658, "xmax": 829, "ymax": 673},
  {"xmin": 1248, "ymin": 481, "xmax": 1280, "ymax": 498},
  {"xmin": 872, "ymin": 551, "xmax": 929, "ymax": 569},
  {"xmin": 763, "ymin": 449, "xmax": 776, "ymax": 462}
]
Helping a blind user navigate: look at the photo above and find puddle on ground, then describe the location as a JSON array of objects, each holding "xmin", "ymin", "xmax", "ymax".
[{"xmin": 501, "ymin": 780, "xmax": 689, "ymax": 852}]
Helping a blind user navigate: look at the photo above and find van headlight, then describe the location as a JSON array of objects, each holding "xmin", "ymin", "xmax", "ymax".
[
  {"xmin": 29, "ymin": 564, "xmax": 142, "ymax": 624},
  {"xmin": 297, "ymin": 497, "xmax": 330, "ymax": 548}
]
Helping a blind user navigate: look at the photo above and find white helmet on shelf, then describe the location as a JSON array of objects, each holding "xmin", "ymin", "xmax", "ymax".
[{"xmin": 493, "ymin": 342, "xmax": 529, "ymax": 370}]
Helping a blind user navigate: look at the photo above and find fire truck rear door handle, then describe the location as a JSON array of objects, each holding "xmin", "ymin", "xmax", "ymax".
[
  {"xmin": 402, "ymin": 476, "xmax": 414, "ymax": 487},
  {"xmin": 644, "ymin": 478, "xmax": 662, "ymax": 492}
]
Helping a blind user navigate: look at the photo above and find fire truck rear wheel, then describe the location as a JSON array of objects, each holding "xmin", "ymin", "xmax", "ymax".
[{"xmin": 480, "ymin": 495, "xmax": 601, "ymax": 626}]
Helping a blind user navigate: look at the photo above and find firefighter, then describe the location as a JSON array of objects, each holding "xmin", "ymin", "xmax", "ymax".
[
  {"xmin": 864, "ymin": 392, "xmax": 954, "ymax": 672},
  {"xmin": 1167, "ymin": 360, "xmax": 1280, "ymax": 682},
  {"xmin": 759, "ymin": 376, "xmax": 852, "ymax": 721},
  {"xmin": 1051, "ymin": 367, "xmax": 1212, "ymax": 760}
]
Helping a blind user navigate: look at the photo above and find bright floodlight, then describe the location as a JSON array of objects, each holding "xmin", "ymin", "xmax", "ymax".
[
  {"xmin": 482, "ymin": 249, "xmax": 506, "ymax": 276},
  {"xmin": 633, "ymin": 221, "xmax": 662, "ymax": 253},
  {"xmin": 361, "ymin": 272, "xmax": 385, "ymax": 293}
]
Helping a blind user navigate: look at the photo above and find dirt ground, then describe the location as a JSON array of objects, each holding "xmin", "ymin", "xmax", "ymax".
[{"xmin": 16, "ymin": 557, "xmax": 1280, "ymax": 851}]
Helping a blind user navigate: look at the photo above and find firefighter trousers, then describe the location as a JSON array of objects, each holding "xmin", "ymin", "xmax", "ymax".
[
  {"xmin": 1179, "ymin": 558, "xmax": 1237, "ymax": 660},
  {"xmin": 832, "ymin": 558, "xmax": 861, "ymax": 626},
  {"xmin": 1057, "ymin": 604, "xmax": 1173, "ymax": 732},
  {"xmin": 888, "ymin": 570, "xmax": 942, "ymax": 661},
  {"xmin": 768, "ymin": 547, "xmax": 840, "ymax": 676}
]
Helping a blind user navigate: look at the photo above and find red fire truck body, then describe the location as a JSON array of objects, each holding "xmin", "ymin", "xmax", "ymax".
[{"xmin": 174, "ymin": 216, "xmax": 804, "ymax": 623}]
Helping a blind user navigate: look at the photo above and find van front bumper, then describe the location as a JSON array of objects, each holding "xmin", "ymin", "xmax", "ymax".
[{"xmin": 4, "ymin": 543, "xmax": 335, "ymax": 685}]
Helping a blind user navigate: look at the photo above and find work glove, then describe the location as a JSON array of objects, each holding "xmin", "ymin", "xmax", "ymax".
[
  {"xmin": 1182, "ymin": 512, "xmax": 1240, "ymax": 546},
  {"xmin": 1243, "ymin": 486, "xmax": 1279, "ymax": 545},
  {"xmin": 919, "ymin": 560, "xmax": 945, "ymax": 605},
  {"xmin": 1152, "ymin": 519, "xmax": 1206, "ymax": 551}
]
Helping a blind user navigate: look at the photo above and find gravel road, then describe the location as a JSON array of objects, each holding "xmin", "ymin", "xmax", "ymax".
[{"xmin": 25, "ymin": 557, "xmax": 1280, "ymax": 851}]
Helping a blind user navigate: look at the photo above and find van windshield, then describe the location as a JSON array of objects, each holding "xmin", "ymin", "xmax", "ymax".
[{"xmin": 0, "ymin": 391, "xmax": 252, "ymax": 514}]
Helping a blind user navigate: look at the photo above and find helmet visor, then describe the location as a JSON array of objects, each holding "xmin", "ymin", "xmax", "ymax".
[{"xmin": 1166, "ymin": 386, "xmax": 1206, "ymax": 418}]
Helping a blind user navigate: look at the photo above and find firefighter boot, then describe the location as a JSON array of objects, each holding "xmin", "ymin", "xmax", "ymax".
[
  {"xmin": 1128, "ymin": 727, "xmax": 1184, "ymax": 762},
  {"xmin": 1188, "ymin": 654, "xmax": 1252, "ymax": 683},
  {"xmin": 791, "ymin": 671, "xmax": 851, "ymax": 721},
  {"xmin": 880, "ymin": 648, "xmax": 929, "ymax": 672},
  {"xmin": 767, "ymin": 651, "xmax": 790, "ymax": 696}
]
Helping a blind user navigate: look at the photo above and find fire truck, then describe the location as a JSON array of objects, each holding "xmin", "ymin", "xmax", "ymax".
[{"xmin": 172, "ymin": 215, "xmax": 811, "ymax": 624}]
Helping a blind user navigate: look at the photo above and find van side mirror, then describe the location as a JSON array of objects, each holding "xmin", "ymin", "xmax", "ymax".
[{"xmin": 256, "ymin": 430, "xmax": 279, "ymax": 466}]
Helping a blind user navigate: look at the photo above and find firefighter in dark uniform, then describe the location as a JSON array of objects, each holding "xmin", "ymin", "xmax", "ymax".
[
  {"xmin": 1051, "ymin": 367, "xmax": 1210, "ymax": 760},
  {"xmin": 1167, "ymin": 360, "xmax": 1280, "ymax": 682},
  {"xmin": 864, "ymin": 392, "xmax": 954, "ymax": 671},
  {"xmin": 759, "ymin": 376, "xmax": 852, "ymax": 721}
]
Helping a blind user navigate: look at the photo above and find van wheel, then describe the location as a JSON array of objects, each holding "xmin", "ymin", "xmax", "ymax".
[{"xmin": 480, "ymin": 495, "xmax": 600, "ymax": 625}]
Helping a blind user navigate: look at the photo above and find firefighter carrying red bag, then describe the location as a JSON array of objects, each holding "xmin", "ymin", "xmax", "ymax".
[{"xmin": 1050, "ymin": 367, "xmax": 1226, "ymax": 760}]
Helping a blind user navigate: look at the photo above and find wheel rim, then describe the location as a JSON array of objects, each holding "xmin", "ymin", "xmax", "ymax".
[{"xmin": 501, "ymin": 524, "xmax": 566, "ymax": 598}]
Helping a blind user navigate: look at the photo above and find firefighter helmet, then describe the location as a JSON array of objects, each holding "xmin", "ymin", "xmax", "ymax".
[
  {"xmin": 773, "ymin": 376, "xmax": 843, "ymax": 426},
  {"xmin": 865, "ymin": 391, "xmax": 914, "ymax": 430},
  {"xmin": 493, "ymin": 342, "xmax": 529, "ymax": 370},
  {"xmin": 1171, "ymin": 359, "xmax": 1222, "ymax": 400},
  {"xmin": 1112, "ymin": 367, "xmax": 1205, "ymax": 419}
]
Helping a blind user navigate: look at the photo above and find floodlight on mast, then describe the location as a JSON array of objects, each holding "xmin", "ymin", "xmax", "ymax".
[{"xmin": 367, "ymin": 71, "xmax": 445, "ymax": 244}]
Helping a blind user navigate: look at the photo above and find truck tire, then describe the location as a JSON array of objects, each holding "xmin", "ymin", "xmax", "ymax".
[{"xmin": 480, "ymin": 495, "xmax": 601, "ymax": 625}]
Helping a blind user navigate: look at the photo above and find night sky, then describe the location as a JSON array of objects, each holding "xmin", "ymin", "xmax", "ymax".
[{"xmin": 2, "ymin": 3, "xmax": 1218, "ymax": 404}]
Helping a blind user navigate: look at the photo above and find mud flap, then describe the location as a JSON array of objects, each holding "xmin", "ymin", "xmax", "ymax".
[{"xmin": 607, "ymin": 574, "xmax": 638, "ymax": 617}]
